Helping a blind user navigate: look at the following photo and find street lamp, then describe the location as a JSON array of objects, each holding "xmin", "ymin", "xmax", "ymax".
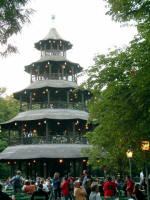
[
  {"xmin": 141, "ymin": 141, "xmax": 150, "ymax": 200},
  {"xmin": 126, "ymin": 149, "xmax": 133, "ymax": 179}
]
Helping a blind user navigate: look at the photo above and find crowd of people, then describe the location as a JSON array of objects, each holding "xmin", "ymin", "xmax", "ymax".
[{"xmin": 0, "ymin": 170, "xmax": 148, "ymax": 200}]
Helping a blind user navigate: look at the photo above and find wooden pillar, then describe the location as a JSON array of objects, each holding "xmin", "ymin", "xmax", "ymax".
[
  {"xmin": 67, "ymin": 91, "xmax": 69, "ymax": 108},
  {"xmin": 46, "ymin": 121, "xmax": 49, "ymax": 140},
  {"xmin": 18, "ymin": 161, "xmax": 22, "ymax": 171},
  {"xmin": 47, "ymin": 90, "xmax": 50, "ymax": 108},
  {"xmin": 30, "ymin": 69, "xmax": 33, "ymax": 83},
  {"xmin": 71, "ymin": 66, "xmax": 74, "ymax": 82},
  {"xmin": 73, "ymin": 160, "xmax": 76, "ymax": 177},
  {"xmin": 8, "ymin": 129, "xmax": 10, "ymax": 145},
  {"xmin": 19, "ymin": 95, "xmax": 22, "ymax": 112},
  {"xmin": 43, "ymin": 162, "xmax": 47, "ymax": 178},
  {"xmin": 30, "ymin": 92, "xmax": 32, "ymax": 109},
  {"xmin": 73, "ymin": 121, "xmax": 75, "ymax": 142},
  {"xmin": 49, "ymin": 64, "xmax": 51, "ymax": 79}
]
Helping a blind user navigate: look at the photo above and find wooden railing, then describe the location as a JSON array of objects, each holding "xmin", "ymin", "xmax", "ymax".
[
  {"xmin": 9, "ymin": 135, "xmax": 89, "ymax": 146},
  {"xmin": 31, "ymin": 73, "xmax": 77, "ymax": 83},
  {"xmin": 21, "ymin": 101, "xmax": 88, "ymax": 112}
]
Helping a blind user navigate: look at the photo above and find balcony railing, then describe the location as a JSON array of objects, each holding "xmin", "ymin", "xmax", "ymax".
[
  {"xmin": 9, "ymin": 135, "xmax": 89, "ymax": 146},
  {"xmin": 31, "ymin": 73, "xmax": 77, "ymax": 83},
  {"xmin": 21, "ymin": 101, "xmax": 88, "ymax": 112}
]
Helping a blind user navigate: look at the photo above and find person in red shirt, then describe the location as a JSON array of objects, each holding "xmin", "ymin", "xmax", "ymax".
[
  {"xmin": 126, "ymin": 175, "xmax": 135, "ymax": 199},
  {"xmin": 60, "ymin": 176, "xmax": 69, "ymax": 200},
  {"xmin": 103, "ymin": 177, "xmax": 118, "ymax": 200}
]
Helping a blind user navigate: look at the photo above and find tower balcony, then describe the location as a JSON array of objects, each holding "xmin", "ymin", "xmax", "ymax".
[
  {"xmin": 31, "ymin": 73, "xmax": 77, "ymax": 83},
  {"xmin": 8, "ymin": 135, "xmax": 89, "ymax": 146},
  {"xmin": 21, "ymin": 101, "xmax": 88, "ymax": 112}
]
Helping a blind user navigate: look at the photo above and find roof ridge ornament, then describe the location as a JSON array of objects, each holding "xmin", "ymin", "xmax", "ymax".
[{"xmin": 51, "ymin": 14, "xmax": 56, "ymax": 27}]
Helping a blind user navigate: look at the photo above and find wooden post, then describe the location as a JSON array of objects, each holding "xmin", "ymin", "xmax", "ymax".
[
  {"xmin": 30, "ymin": 92, "xmax": 32, "ymax": 110},
  {"xmin": 73, "ymin": 121, "xmax": 75, "ymax": 142},
  {"xmin": 47, "ymin": 90, "xmax": 50, "ymax": 108},
  {"xmin": 19, "ymin": 95, "xmax": 22, "ymax": 112},
  {"xmin": 30, "ymin": 69, "xmax": 33, "ymax": 83},
  {"xmin": 67, "ymin": 91, "xmax": 69, "ymax": 108},
  {"xmin": 8, "ymin": 129, "xmax": 10, "ymax": 145},
  {"xmin": 46, "ymin": 121, "xmax": 49, "ymax": 140},
  {"xmin": 49, "ymin": 64, "xmax": 51, "ymax": 79}
]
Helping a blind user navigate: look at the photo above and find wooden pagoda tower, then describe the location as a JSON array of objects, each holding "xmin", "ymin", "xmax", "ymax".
[{"xmin": 0, "ymin": 25, "xmax": 92, "ymax": 178}]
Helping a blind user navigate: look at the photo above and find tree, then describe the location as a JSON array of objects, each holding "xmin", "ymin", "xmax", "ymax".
[
  {"xmin": 0, "ymin": 0, "xmax": 33, "ymax": 56},
  {"xmin": 83, "ymin": 0, "xmax": 150, "ymax": 173}
]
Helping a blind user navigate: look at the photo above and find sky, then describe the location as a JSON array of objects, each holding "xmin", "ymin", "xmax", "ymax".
[{"xmin": 0, "ymin": 0, "xmax": 137, "ymax": 95}]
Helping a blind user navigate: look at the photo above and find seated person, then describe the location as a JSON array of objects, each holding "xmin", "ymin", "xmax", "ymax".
[
  {"xmin": 0, "ymin": 184, "xmax": 13, "ymax": 200},
  {"xmin": 31, "ymin": 184, "xmax": 49, "ymax": 200}
]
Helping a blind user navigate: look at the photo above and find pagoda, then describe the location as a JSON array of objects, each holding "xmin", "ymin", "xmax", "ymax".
[{"xmin": 0, "ymin": 23, "xmax": 92, "ymax": 178}]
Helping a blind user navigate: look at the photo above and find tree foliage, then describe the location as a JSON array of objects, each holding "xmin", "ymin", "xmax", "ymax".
[
  {"xmin": 83, "ymin": 0, "xmax": 150, "ymax": 174},
  {"xmin": 0, "ymin": 89, "xmax": 19, "ymax": 152},
  {"xmin": 0, "ymin": 0, "xmax": 33, "ymax": 56}
]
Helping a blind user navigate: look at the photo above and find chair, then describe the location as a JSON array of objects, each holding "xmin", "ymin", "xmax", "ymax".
[{"xmin": 34, "ymin": 196, "xmax": 46, "ymax": 200}]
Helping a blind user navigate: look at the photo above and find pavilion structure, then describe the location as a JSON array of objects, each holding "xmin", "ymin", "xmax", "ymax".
[{"xmin": 0, "ymin": 24, "xmax": 92, "ymax": 178}]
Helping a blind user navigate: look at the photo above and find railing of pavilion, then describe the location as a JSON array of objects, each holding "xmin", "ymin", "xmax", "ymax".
[
  {"xmin": 21, "ymin": 101, "xmax": 88, "ymax": 112},
  {"xmin": 9, "ymin": 135, "xmax": 89, "ymax": 146},
  {"xmin": 32, "ymin": 73, "xmax": 77, "ymax": 83}
]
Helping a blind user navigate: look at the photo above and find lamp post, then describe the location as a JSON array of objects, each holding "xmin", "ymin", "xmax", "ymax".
[
  {"xmin": 141, "ymin": 141, "xmax": 150, "ymax": 200},
  {"xmin": 126, "ymin": 149, "xmax": 133, "ymax": 179}
]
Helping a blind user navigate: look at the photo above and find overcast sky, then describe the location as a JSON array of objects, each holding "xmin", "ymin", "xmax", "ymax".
[{"xmin": 0, "ymin": 0, "xmax": 137, "ymax": 95}]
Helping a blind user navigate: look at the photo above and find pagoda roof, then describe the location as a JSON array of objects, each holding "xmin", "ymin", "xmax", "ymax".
[
  {"xmin": 1, "ymin": 109, "xmax": 89, "ymax": 126},
  {"xmin": 14, "ymin": 80, "xmax": 77, "ymax": 95},
  {"xmin": 25, "ymin": 56, "xmax": 82, "ymax": 73},
  {"xmin": 0, "ymin": 144, "xmax": 91, "ymax": 160},
  {"xmin": 43, "ymin": 28, "xmax": 64, "ymax": 40},
  {"xmin": 35, "ymin": 28, "xmax": 72, "ymax": 50}
]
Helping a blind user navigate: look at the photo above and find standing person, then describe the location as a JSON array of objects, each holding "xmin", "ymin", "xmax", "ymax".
[
  {"xmin": 103, "ymin": 176, "xmax": 118, "ymax": 200},
  {"xmin": 82, "ymin": 170, "xmax": 88, "ymax": 188},
  {"xmin": 31, "ymin": 184, "xmax": 49, "ymax": 200},
  {"xmin": 74, "ymin": 181, "xmax": 87, "ymax": 200},
  {"xmin": 68, "ymin": 173, "xmax": 75, "ymax": 200},
  {"xmin": 140, "ymin": 171, "xmax": 144, "ymax": 185},
  {"xmin": 84, "ymin": 179, "xmax": 91, "ymax": 200},
  {"xmin": 10, "ymin": 170, "xmax": 24, "ymax": 194},
  {"xmin": 60, "ymin": 176, "xmax": 69, "ymax": 200},
  {"xmin": 52, "ymin": 172, "xmax": 61, "ymax": 200},
  {"xmin": 134, "ymin": 184, "xmax": 146, "ymax": 200},
  {"xmin": 126, "ymin": 175, "xmax": 135, "ymax": 199},
  {"xmin": 0, "ymin": 184, "xmax": 13, "ymax": 200},
  {"xmin": 89, "ymin": 183, "xmax": 102, "ymax": 200}
]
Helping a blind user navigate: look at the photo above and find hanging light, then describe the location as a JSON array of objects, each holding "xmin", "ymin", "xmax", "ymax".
[
  {"xmin": 78, "ymin": 128, "xmax": 81, "ymax": 131},
  {"xmin": 64, "ymin": 62, "xmax": 66, "ymax": 65},
  {"xmin": 8, "ymin": 162, "xmax": 11, "ymax": 165},
  {"xmin": 48, "ymin": 61, "xmax": 50, "ymax": 64},
  {"xmin": 82, "ymin": 159, "xmax": 86, "ymax": 163},
  {"xmin": 14, "ymin": 161, "xmax": 16, "ymax": 165},
  {"xmin": 141, "ymin": 141, "xmax": 150, "ymax": 151},
  {"xmin": 28, "ymin": 162, "xmax": 31, "ymax": 166},
  {"xmin": 70, "ymin": 98, "xmax": 73, "ymax": 101},
  {"xmin": 32, "ymin": 64, "xmax": 34, "ymax": 67},
  {"xmin": 24, "ymin": 124, "xmax": 27, "ymax": 127},
  {"xmin": 85, "ymin": 125, "xmax": 89, "ymax": 130},
  {"xmin": 49, "ymin": 40, "xmax": 51, "ymax": 43},
  {"xmin": 33, "ymin": 160, "xmax": 36, "ymax": 163},
  {"xmin": 38, "ymin": 122, "xmax": 41, "ymax": 126},
  {"xmin": 33, "ymin": 129, "xmax": 37, "ymax": 134},
  {"xmin": 15, "ymin": 122, "xmax": 17, "ymax": 126},
  {"xmin": 42, "ymin": 91, "xmax": 46, "ymax": 94},
  {"xmin": 59, "ymin": 159, "xmax": 63, "ymax": 163},
  {"xmin": 44, "ymin": 120, "xmax": 46, "ymax": 124},
  {"xmin": 57, "ymin": 121, "xmax": 61, "ymax": 125},
  {"xmin": 32, "ymin": 98, "xmax": 35, "ymax": 101},
  {"xmin": 24, "ymin": 90, "xmax": 27, "ymax": 94},
  {"xmin": 53, "ymin": 41, "xmax": 55, "ymax": 43},
  {"xmin": 35, "ymin": 69, "xmax": 38, "ymax": 72},
  {"xmin": 33, "ymin": 92, "xmax": 36, "ymax": 96},
  {"xmin": 45, "ymin": 65, "xmax": 48, "ymax": 68},
  {"xmin": 62, "ymin": 65, "xmax": 66, "ymax": 69},
  {"xmin": 55, "ymin": 90, "xmax": 59, "ymax": 94},
  {"xmin": 69, "ymin": 70, "xmax": 72, "ymax": 73}
]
